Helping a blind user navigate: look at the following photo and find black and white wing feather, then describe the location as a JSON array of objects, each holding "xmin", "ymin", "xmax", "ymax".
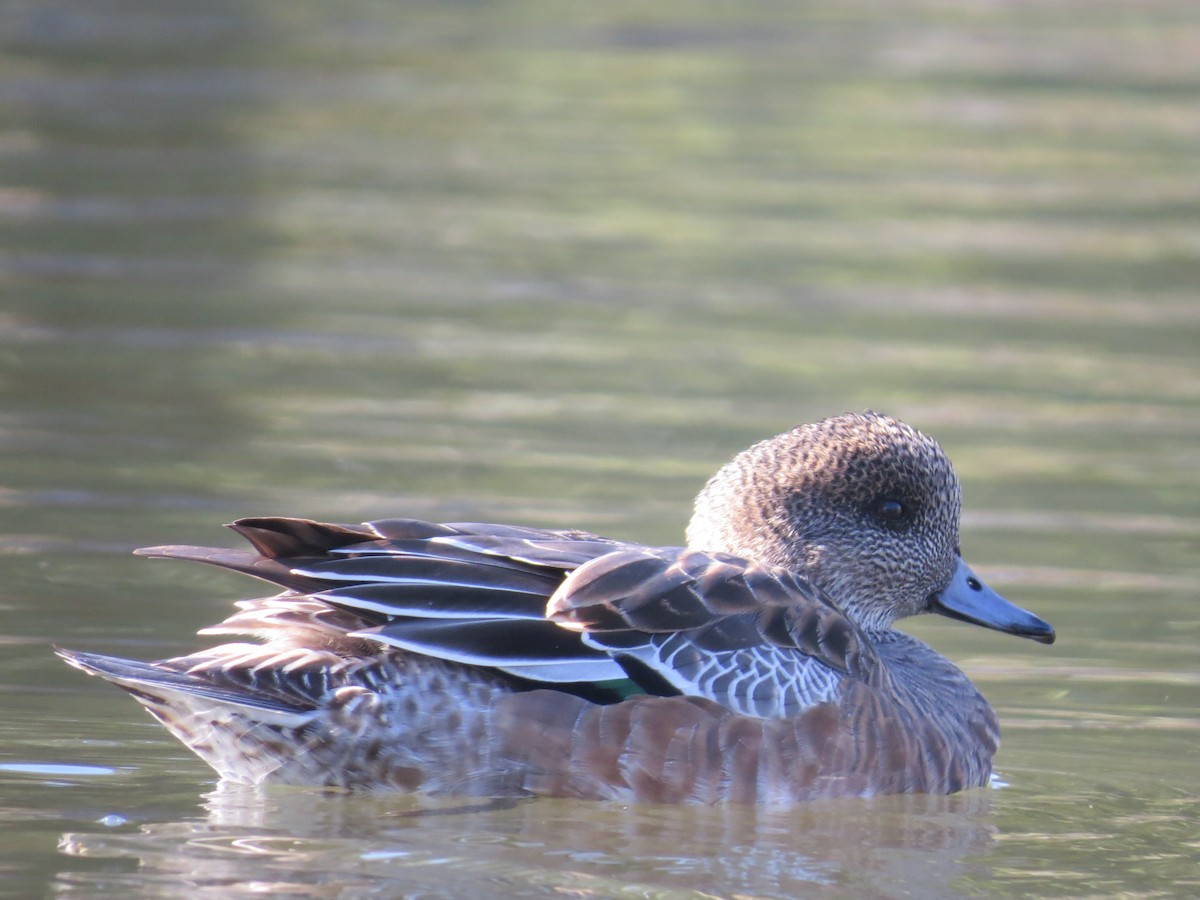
[{"xmin": 135, "ymin": 517, "xmax": 879, "ymax": 719}]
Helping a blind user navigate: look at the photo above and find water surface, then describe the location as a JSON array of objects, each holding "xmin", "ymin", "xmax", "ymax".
[{"xmin": 1, "ymin": 2, "xmax": 1197, "ymax": 897}]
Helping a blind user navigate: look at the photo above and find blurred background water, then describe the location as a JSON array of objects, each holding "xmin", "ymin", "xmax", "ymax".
[{"xmin": 1, "ymin": 1, "xmax": 1197, "ymax": 897}]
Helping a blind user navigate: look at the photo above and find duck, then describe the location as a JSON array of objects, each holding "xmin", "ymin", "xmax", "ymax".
[{"xmin": 58, "ymin": 411, "xmax": 1054, "ymax": 804}]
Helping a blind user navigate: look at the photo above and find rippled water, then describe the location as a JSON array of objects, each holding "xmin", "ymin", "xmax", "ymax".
[{"xmin": 2, "ymin": 2, "xmax": 1198, "ymax": 897}]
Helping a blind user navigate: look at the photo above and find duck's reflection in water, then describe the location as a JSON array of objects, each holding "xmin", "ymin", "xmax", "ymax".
[{"xmin": 56, "ymin": 780, "xmax": 998, "ymax": 898}]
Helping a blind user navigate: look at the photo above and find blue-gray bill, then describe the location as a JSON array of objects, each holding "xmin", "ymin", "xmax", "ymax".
[{"xmin": 929, "ymin": 559, "xmax": 1056, "ymax": 644}]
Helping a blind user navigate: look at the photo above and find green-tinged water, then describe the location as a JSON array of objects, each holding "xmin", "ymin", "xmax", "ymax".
[{"xmin": 2, "ymin": 2, "xmax": 1197, "ymax": 897}]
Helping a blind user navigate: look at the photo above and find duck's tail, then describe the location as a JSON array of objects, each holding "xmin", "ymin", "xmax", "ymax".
[
  {"xmin": 54, "ymin": 645, "xmax": 533, "ymax": 794},
  {"xmin": 55, "ymin": 647, "xmax": 321, "ymax": 785}
]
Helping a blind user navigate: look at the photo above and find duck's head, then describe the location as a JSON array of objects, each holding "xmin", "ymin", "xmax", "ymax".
[{"xmin": 687, "ymin": 411, "xmax": 1054, "ymax": 642}]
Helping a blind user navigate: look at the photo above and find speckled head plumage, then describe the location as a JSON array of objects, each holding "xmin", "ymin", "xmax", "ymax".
[{"xmin": 686, "ymin": 411, "xmax": 962, "ymax": 631}]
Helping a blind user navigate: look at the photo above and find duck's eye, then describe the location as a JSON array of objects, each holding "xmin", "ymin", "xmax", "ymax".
[{"xmin": 871, "ymin": 498, "xmax": 907, "ymax": 523}]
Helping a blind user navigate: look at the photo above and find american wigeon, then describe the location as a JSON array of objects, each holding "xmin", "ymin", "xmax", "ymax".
[{"xmin": 59, "ymin": 412, "xmax": 1054, "ymax": 804}]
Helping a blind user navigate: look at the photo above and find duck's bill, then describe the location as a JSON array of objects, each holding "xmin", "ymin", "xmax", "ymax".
[{"xmin": 929, "ymin": 559, "xmax": 1055, "ymax": 644}]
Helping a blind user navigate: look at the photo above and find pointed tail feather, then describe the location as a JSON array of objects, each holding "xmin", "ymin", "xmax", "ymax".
[
  {"xmin": 55, "ymin": 647, "xmax": 304, "ymax": 716},
  {"xmin": 55, "ymin": 647, "xmax": 322, "ymax": 784}
]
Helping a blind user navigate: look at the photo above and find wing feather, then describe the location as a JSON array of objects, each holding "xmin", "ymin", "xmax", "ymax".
[
  {"xmin": 127, "ymin": 518, "xmax": 879, "ymax": 719},
  {"xmin": 357, "ymin": 618, "xmax": 624, "ymax": 682}
]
